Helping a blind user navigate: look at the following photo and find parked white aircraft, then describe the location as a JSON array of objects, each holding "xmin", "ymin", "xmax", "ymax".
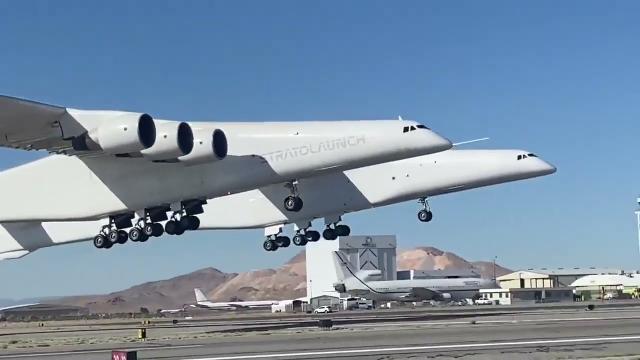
[
  {"xmin": 332, "ymin": 251, "xmax": 496, "ymax": 302},
  {"xmin": 192, "ymin": 288, "xmax": 278, "ymax": 310},
  {"xmin": 0, "ymin": 95, "xmax": 451, "ymax": 247},
  {"xmin": 0, "ymin": 148, "xmax": 554, "ymax": 258}
]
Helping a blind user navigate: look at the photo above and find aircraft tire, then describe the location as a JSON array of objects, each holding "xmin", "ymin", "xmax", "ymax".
[
  {"xmin": 108, "ymin": 229, "xmax": 119, "ymax": 243},
  {"xmin": 129, "ymin": 227, "xmax": 143, "ymax": 242},
  {"xmin": 292, "ymin": 234, "xmax": 307, "ymax": 246},
  {"xmin": 263, "ymin": 239, "xmax": 277, "ymax": 251},
  {"xmin": 143, "ymin": 223, "xmax": 155, "ymax": 236},
  {"xmin": 138, "ymin": 232, "xmax": 149, "ymax": 242},
  {"xmin": 117, "ymin": 230, "xmax": 128, "ymax": 244},
  {"xmin": 418, "ymin": 210, "xmax": 433, "ymax": 222},
  {"xmin": 335, "ymin": 224, "xmax": 350, "ymax": 237},
  {"xmin": 165, "ymin": 220, "xmax": 178, "ymax": 235},
  {"xmin": 152, "ymin": 223, "xmax": 164, "ymax": 237},
  {"xmin": 306, "ymin": 230, "xmax": 321, "ymax": 242},
  {"xmin": 284, "ymin": 196, "xmax": 303, "ymax": 212},
  {"xmin": 323, "ymin": 228, "xmax": 337, "ymax": 240},
  {"xmin": 93, "ymin": 234, "xmax": 107, "ymax": 249},
  {"xmin": 276, "ymin": 236, "xmax": 291, "ymax": 247}
]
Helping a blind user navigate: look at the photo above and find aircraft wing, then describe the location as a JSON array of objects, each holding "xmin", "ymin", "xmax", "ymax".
[
  {"xmin": 0, "ymin": 95, "xmax": 78, "ymax": 153},
  {"xmin": 0, "ymin": 303, "xmax": 40, "ymax": 312},
  {"xmin": 406, "ymin": 287, "xmax": 441, "ymax": 300}
]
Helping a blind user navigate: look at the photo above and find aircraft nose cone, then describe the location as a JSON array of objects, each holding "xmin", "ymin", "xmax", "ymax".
[
  {"xmin": 428, "ymin": 131, "xmax": 453, "ymax": 153},
  {"xmin": 539, "ymin": 160, "xmax": 557, "ymax": 175}
]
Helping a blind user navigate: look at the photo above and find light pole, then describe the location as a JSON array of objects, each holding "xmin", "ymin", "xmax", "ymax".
[
  {"xmin": 493, "ymin": 256, "xmax": 497, "ymax": 281},
  {"xmin": 636, "ymin": 197, "xmax": 640, "ymax": 255}
]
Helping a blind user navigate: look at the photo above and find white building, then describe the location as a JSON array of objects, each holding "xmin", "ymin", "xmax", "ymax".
[{"xmin": 306, "ymin": 235, "xmax": 397, "ymax": 299}]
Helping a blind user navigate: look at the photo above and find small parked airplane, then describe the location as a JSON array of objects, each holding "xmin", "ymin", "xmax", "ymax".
[{"xmin": 332, "ymin": 251, "xmax": 496, "ymax": 302}]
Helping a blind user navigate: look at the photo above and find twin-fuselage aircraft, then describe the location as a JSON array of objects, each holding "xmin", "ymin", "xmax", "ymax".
[{"xmin": 0, "ymin": 95, "xmax": 555, "ymax": 259}]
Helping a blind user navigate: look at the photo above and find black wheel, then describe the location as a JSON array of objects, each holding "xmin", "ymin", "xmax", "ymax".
[
  {"xmin": 103, "ymin": 241, "xmax": 113, "ymax": 249},
  {"xmin": 323, "ymin": 228, "xmax": 337, "ymax": 240},
  {"xmin": 93, "ymin": 234, "xmax": 107, "ymax": 249},
  {"xmin": 138, "ymin": 232, "xmax": 149, "ymax": 242},
  {"xmin": 143, "ymin": 223, "xmax": 155, "ymax": 236},
  {"xmin": 152, "ymin": 223, "xmax": 164, "ymax": 237},
  {"xmin": 334, "ymin": 224, "xmax": 350, "ymax": 237},
  {"xmin": 129, "ymin": 227, "xmax": 142, "ymax": 242},
  {"xmin": 263, "ymin": 239, "xmax": 277, "ymax": 251},
  {"xmin": 189, "ymin": 216, "xmax": 200, "ymax": 230},
  {"xmin": 275, "ymin": 236, "xmax": 291, "ymax": 248},
  {"xmin": 108, "ymin": 229, "xmax": 119, "ymax": 243},
  {"xmin": 292, "ymin": 234, "xmax": 307, "ymax": 246},
  {"xmin": 418, "ymin": 210, "xmax": 433, "ymax": 222},
  {"xmin": 165, "ymin": 220, "xmax": 177, "ymax": 235},
  {"xmin": 284, "ymin": 196, "xmax": 303, "ymax": 212},
  {"xmin": 117, "ymin": 230, "xmax": 128, "ymax": 244},
  {"xmin": 306, "ymin": 230, "xmax": 321, "ymax": 242}
]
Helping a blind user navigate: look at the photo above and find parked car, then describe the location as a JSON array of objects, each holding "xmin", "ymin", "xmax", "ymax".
[
  {"xmin": 475, "ymin": 298, "xmax": 494, "ymax": 305},
  {"xmin": 313, "ymin": 306, "xmax": 333, "ymax": 314},
  {"xmin": 604, "ymin": 292, "xmax": 619, "ymax": 300}
]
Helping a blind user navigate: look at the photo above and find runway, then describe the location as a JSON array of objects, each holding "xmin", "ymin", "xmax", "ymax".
[{"xmin": 3, "ymin": 306, "xmax": 640, "ymax": 359}]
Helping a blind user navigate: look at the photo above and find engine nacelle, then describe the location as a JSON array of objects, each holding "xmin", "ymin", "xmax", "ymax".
[
  {"xmin": 439, "ymin": 293, "xmax": 452, "ymax": 300},
  {"xmin": 141, "ymin": 122, "xmax": 194, "ymax": 161},
  {"xmin": 71, "ymin": 112, "xmax": 156, "ymax": 154},
  {"xmin": 178, "ymin": 128, "xmax": 228, "ymax": 165}
]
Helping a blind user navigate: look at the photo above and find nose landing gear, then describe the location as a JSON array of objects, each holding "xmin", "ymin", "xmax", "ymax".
[
  {"xmin": 283, "ymin": 181, "xmax": 303, "ymax": 212},
  {"xmin": 417, "ymin": 197, "xmax": 433, "ymax": 222}
]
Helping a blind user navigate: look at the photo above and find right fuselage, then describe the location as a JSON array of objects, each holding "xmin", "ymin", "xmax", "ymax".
[{"xmin": 0, "ymin": 149, "xmax": 555, "ymax": 258}]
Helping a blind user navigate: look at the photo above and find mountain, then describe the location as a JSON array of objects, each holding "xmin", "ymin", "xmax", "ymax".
[
  {"xmin": 397, "ymin": 247, "xmax": 511, "ymax": 278},
  {"xmin": 54, "ymin": 246, "xmax": 510, "ymax": 313}
]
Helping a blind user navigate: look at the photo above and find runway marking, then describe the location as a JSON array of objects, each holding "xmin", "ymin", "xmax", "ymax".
[
  {"xmin": 182, "ymin": 335, "xmax": 640, "ymax": 359},
  {"xmin": 344, "ymin": 315, "xmax": 640, "ymax": 328},
  {"xmin": 0, "ymin": 344, "xmax": 202, "ymax": 358}
]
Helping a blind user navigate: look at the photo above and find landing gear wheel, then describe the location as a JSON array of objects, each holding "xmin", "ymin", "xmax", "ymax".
[
  {"xmin": 284, "ymin": 196, "xmax": 303, "ymax": 212},
  {"xmin": 152, "ymin": 223, "xmax": 164, "ymax": 237},
  {"xmin": 263, "ymin": 239, "xmax": 277, "ymax": 252},
  {"xmin": 117, "ymin": 230, "xmax": 128, "ymax": 244},
  {"xmin": 93, "ymin": 234, "xmax": 107, "ymax": 249},
  {"xmin": 165, "ymin": 220, "xmax": 178, "ymax": 235},
  {"xmin": 180, "ymin": 216, "xmax": 200, "ymax": 231},
  {"xmin": 188, "ymin": 216, "xmax": 200, "ymax": 230},
  {"xmin": 174, "ymin": 225, "xmax": 185, "ymax": 236},
  {"xmin": 334, "ymin": 224, "xmax": 351, "ymax": 237},
  {"xmin": 138, "ymin": 232, "xmax": 149, "ymax": 242},
  {"xmin": 292, "ymin": 234, "xmax": 308, "ymax": 246},
  {"xmin": 103, "ymin": 241, "xmax": 113, "ymax": 249},
  {"xmin": 143, "ymin": 224, "xmax": 155, "ymax": 237},
  {"xmin": 108, "ymin": 230, "xmax": 119, "ymax": 243},
  {"xmin": 306, "ymin": 230, "xmax": 320, "ymax": 242},
  {"xmin": 129, "ymin": 227, "xmax": 143, "ymax": 242},
  {"xmin": 275, "ymin": 236, "xmax": 291, "ymax": 248},
  {"xmin": 418, "ymin": 210, "xmax": 433, "ymax": 222},
  {"xmin": 323, "ymin": 228, "xmax": 338, "ymax": 240}
]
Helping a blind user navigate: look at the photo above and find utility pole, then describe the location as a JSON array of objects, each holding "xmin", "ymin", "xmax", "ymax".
[
  {"xmin": 636, "ymin": 197, "xmax": 640, "ymax": 255},
  {"xmin": 493, "ymin": 256, "xmax": 497, "ymax": 281}
]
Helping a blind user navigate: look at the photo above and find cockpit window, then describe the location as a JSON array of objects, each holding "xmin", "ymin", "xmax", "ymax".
[
  {"xmin": 517, "ymin": 153, "xmax": 538, "ymax": 160},
  {"xmin": 403, "ymin": 124, "xmax": 430, "ymax": 133}
]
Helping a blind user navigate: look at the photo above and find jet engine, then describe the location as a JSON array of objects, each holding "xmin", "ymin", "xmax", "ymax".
[
  {"xmin": 141, "ymin": 122, "xmax": 194, "ymax": 160},
  {"xmin": 178, "ymin": 128, "xmax": 228, "ymax": 165},
  {"xmin": 333, "ymin": 282, "xmax": 347, "ymax": 293},
  {"xmin": 439, "ymin": 293, "xmax": 452, "ymax": 300},
  {"xmin": 71, "ymin": 112, "xmax": 156, "ymax": 155}
]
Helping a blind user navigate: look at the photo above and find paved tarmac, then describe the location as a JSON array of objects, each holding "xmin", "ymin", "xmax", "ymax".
[{"xmin": 3, "ymin": 306, "xmax": 640, "ymax": 359}]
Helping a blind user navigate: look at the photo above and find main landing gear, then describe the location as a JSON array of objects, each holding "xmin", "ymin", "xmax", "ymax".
[
  {"xmin": 263, "ymin": 227, "xmax": 321, "ymax": 252},
  {"xmin": 93, "ymin": 214, "xmax": 134, "ymax": 249},
  {"xmin": 165, "ymin": 200, "xmax": 204, "ymax": 235},
  {"xmin": 283, "ymin": 181, "xmax": 303, "ymax": 212},
  {"xmin": 322, "ymin": 223, "xmax": 350, "ymax": 240},
  {"xmin": 417, "ymin": 197, "xmax": 433, "ymax": 223}
]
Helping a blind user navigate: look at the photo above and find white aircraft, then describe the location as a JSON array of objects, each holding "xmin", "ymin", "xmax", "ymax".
[
  {"xmin": 0, "ymin": 148, "xmax": 554, "ymax": 258},
  {"xmin": 332, "ymin": 251, "xmax": 496, "ymax": 302},
  {"xmin": 192, "ymin": 288, "xmax": 278, "ymax": 310},
  {"xmin": 0, "ymin": 95, "xmax": 451, "ymax": 248}
]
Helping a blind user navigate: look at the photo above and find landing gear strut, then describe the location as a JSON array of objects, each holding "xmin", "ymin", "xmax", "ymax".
[
  {"xmin": 417, "ymin": 197, "xmax": 433, "ymax": 222},
  {"xmin": 263, "ymin": 235, "xmax": 291, "ymax": 251},
  {"xmin": 283, "ymin": 181, "xmax": 303, "ymax": 212}
]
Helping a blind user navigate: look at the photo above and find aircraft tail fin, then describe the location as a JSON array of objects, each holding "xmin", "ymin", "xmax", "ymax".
[
  {"xmin": 194, "ymin": 288, "xmax": 209, "ymax": 303},
  {"xmin": 332, "ymin": 251, "xmax": 355, "ymax": 281}
]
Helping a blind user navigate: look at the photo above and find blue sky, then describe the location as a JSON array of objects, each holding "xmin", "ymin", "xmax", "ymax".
[{"xmin": 1, "ymin": 1, "xmax": 639, "ymax": 298}]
